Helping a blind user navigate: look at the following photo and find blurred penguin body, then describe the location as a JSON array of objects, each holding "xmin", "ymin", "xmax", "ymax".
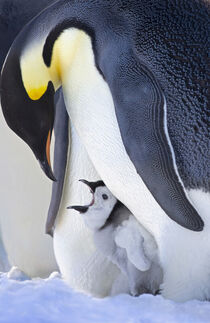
[{"xmin": 0, "ymin": 0, "xmax": 58, "ymax": 276}]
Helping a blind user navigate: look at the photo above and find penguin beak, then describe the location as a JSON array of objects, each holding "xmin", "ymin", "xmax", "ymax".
[
  {"xmin": 1, "ymin": 46, "xmax": 56, "ymax": 181},
  {"xmin": 67, "ymin": 180, "xmax": 96, "ymax": 212},
  {"xmin": 39, "ymin": 129, "xmax": 56, "ymax": 181},
  {"xmin": 79, "ymin": 179, "xmax": 95, "ymax": 193},
  {"xmin": 79, "ymin": 179, "xmax": 105, "ymax": 193},
  {"xmin": 67, "ymin": 205, "xmax": 89, "ymax": 214}
]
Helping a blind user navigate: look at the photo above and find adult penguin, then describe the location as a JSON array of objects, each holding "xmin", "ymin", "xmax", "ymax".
[
  {"xmin": 1, "ymin": 0, "xmax": 209, "ymax": 301},
  {"xmin": 0, "ymin": 0, "xmax": 118, "ymax": 290},
  {"xmin": 0, "ymin": 0, "xmax": 59, "ymax": 276},
  {"xmin": 0, "ymin": 0, "xmax": 120, "ymax": 292}
]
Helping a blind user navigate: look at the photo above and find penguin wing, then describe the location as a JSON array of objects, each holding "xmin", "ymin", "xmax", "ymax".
[
  {"xmin": 115, "ymin": 220, "xmax": 151, "ymax": 272},
  {"xmin": 107, "ymin": 52, "xmax": 204, "ymax": 231},
  {"xmin": 46, "ymin": 89, "xmax": 69, "ymax": 236}
]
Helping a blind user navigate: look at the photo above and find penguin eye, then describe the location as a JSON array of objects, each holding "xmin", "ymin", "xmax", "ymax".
[{"xmin": 102, "ymin": 194, "xmax": 108, "ymax": 200}]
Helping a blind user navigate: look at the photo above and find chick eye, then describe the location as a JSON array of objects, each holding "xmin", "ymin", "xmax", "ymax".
[{"xmin": 102, "ymin": 194, "xmax": 108, "ymax": 200}]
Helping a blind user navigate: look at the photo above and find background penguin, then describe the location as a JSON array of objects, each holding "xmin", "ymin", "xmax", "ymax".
[
  {"xmin": 0, "ymin": 0, "xmax": 209, "ymax": 301},
  {"xmin": 0, "ymin": 0, "xmax": 59, "ymax": 276},
  {"xmin": 0, "ymin": 0, "xmax": 57, "ymax": 68},
  {"xmin": 69, "ymin": 180, "xmax": 163, "ymax": 296}
]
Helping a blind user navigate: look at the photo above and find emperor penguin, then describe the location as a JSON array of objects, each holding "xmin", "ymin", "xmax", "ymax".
[
  {"xmin": 0, "ymin": 0, "xmax": 120, "ymax": 293},
  {"xmin": 0, "ymin": 0, "xmax": 119, "ymax": 292},
  {"xmin": 1, "ymin": 0, "xmax": 209, "ymax": 301},
  {"xmin": 69, "ymin": 179, "xmax": 162, "ymax": 296},
  {"xmin": 0, "ymin": 0, "xmax": 59, "ymax": 276}
]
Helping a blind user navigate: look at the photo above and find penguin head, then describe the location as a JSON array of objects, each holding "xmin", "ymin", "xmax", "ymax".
[
  {"xmin": 0, "ymin": 36, "xmax": 56, "ymax": 180},
  {"xmin": 0, "ymin": 16, "xmax": 91, "ymax": 182},
  {"xmin": 68, "ymin": 179, "xmax": 118, "ymax": 230}
]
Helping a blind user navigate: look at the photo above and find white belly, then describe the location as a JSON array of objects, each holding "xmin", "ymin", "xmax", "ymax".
[{"xmin": 57, "ymin": 35, "xmax": 210, "ymax": 301}]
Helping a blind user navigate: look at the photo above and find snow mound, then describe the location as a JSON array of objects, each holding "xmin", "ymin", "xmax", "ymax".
[{"xmin": 0, "ymin": 269, "xmax": 209, "ymax": 323}]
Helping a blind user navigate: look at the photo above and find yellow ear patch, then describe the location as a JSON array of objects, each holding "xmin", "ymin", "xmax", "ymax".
[
  {"xmin": 20, "ymin": 40, "xmax": 50, "ymax": 101},
  {"xmin": 27, "ymin": 85, "xmax": 48, "ymax": 101},
  {"xmin": 20, "ymin": 29, "xmax": 85, "ymax": 101}
]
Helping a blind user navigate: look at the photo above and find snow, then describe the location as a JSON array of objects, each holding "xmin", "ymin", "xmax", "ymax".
[{"xmin": 0, "ymin": 268, "xmax": 210, "ymax": 323}]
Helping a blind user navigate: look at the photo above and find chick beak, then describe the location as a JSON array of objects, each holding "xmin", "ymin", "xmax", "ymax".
[
  {"xmin": 67, "ymin": 205, "xmax": 89, "ymax": 213},
  {"xmin": 79, "ymin": 179, "xmax": 94, "ymax": 193},
  {"xmin": 67, "ymin": 180, "xmax": 95, "ymax": 213}
]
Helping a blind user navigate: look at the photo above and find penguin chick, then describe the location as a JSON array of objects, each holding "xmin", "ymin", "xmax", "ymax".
[{"xmin": 68, "ymin": 180, "xmax": 162, "ymax": 296}]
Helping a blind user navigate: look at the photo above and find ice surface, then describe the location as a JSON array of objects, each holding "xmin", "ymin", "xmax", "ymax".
[{"xmin": 0, "ymin": 269, "xmax": 210, "ymax": 323}]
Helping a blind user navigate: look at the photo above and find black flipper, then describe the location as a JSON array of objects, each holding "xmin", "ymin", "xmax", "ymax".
[
  {"xmin": 108, "ymin": 53, "xmax": 204, "ymax": 231},
  {"xmin": 45, "ymin": 89, "xmax": 69, "ymax": 236}
]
